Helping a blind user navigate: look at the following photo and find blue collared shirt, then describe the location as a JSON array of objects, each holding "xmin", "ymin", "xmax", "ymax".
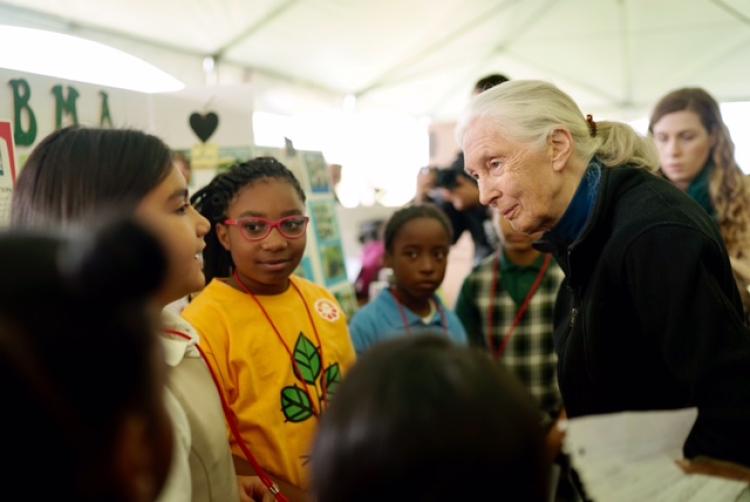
[
  {"xmin": 349, "ymin": 288, "xmax": 468, "ymax": 355},
  {"xmin": 537, "ymin": 159, "xmax": 603, "ymax": 254}
]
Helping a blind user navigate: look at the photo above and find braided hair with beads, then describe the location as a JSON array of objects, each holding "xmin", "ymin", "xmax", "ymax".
[{"xmin": 190, "ymin": 157, "xmax": 307, "ymax": 283}]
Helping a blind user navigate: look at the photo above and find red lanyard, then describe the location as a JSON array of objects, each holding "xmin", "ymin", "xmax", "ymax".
[
  {"xmin": 233, "ymin": 271, "xmax": 328, "ymax": 416},
  {"xmin": 162, "ymin": 328, "xmax": 288, "ymax": 502},
  {"xmin": 390, "ymin": 287, "xmax": 449, "ymax": 337},
  {"xmin": 487, "ymin": 254, "xmax": 552, "ymax": 359}
]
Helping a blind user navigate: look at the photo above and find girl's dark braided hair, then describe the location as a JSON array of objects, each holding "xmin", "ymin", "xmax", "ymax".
[{"xmin": 190, "ymin": 157, "xmax": 306, "ymax": 283}]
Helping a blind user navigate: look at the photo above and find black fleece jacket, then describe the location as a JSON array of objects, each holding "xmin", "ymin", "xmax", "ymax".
[{"xmin": 546, "ymin": 165, "xmax": 750, "ymax": 466}]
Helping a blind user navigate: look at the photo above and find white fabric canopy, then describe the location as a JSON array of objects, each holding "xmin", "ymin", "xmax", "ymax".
[{"xmin": 2, "ymin": 0, "xmax": 748, "ymax": 119}]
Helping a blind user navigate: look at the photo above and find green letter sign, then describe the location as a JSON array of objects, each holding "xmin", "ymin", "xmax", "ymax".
[
  {"xmin": 99, "ymin": 91, "xmax": 113, "ymax": 127},
  {"xmin": 52, "ymin": 84, "xmax": 80, "ymax": 129},
  {"xmin": 9, "ymin": 79, "xmax": 37, "ymax": 146}
]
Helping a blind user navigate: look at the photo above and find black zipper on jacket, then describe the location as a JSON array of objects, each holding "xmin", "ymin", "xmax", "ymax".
[{"xmin": 566, "ymin": 248, "xmax": 579, "ymax": 330}]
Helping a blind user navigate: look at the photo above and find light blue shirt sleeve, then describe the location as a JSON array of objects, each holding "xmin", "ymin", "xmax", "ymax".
[
  {"xmin": 349, "ymin": 307, "xmax": 381, "ymax": 355},
  {"xmin": 446, "ymin": 310, "xmax": 469, "ymax": 346}
]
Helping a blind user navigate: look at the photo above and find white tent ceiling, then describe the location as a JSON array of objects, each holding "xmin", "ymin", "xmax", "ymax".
[{"xmin": 1, "ymin": 0, "xmax": 750, "ymax": 120}]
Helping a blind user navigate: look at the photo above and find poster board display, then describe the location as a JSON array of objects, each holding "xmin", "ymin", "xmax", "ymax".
[{"xmin": 0, "ymin": 120, "xmax": 18, "ymax": 227}]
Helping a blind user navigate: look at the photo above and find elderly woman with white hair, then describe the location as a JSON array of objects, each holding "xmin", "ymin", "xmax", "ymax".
[{"xmin": 457, "ymin": 80, "xmax": 750, "ymax": 468}]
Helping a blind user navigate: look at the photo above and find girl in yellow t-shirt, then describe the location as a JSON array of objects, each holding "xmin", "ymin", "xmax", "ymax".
[{"xmin": 184, "ymin": 158, "xmax": 356, "ymax": 498}]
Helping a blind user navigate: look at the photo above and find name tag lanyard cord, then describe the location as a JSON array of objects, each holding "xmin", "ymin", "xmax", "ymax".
[
  {"xmin": 390, "ymin": 287, "xmax": 449, "ymax": 337},
  {"xmin": 487, "ymin": 254, "xmax": 552, "ymax": 359},
  {"xmin": 163, "ymin": 328, "xmax": 289, "ymax": 502}
]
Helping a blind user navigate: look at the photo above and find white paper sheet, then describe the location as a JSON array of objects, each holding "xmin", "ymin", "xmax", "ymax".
[{"xmin": 564, "ymin": 408, "xmax": 749, "ymax": 501}]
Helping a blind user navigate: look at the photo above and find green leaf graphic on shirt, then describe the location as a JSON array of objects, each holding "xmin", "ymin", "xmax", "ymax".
[
  {"xmin": 293, "ymin": 332, "xmax": 322, "ymax": 384},
  {"xmin": 281, "ymin": 385, "xmax": 314, "ymax": 422},
  {"xmin": 323, "ymin": 363, "xmax": 341, "ymax": 399}
]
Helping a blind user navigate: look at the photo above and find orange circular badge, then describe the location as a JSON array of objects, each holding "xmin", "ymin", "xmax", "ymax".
[{"xmin": 314, "ymin": 298, "xmax": 340, "ymax": 322}]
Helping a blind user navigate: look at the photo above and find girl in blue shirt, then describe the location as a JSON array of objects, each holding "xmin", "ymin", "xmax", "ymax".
[{"xmin": 349, "ymin": 204, "xmax": 467, "ymax": 354}]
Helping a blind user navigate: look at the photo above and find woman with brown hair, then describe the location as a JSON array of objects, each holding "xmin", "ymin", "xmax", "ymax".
[{"xmin": 649, "ymin": 88, "xmax": 750, "ymax": 314}]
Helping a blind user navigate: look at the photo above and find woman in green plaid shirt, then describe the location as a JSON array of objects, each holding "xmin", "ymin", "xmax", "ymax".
[{"xmin": 455, "ymin": 210, "xmax": 564, "ymax": 423}]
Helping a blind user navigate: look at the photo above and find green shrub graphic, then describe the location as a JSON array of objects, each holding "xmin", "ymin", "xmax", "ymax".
[{"xmin": 280, "ymin": 332, "xmax": 341, "ymax": 422}]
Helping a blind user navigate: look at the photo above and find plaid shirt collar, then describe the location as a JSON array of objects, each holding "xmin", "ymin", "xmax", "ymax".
[{"xmin": 500, "ymin": 251, "xmax": 545, "ymax": 275}]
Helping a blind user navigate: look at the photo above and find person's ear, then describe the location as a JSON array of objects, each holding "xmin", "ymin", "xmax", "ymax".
[
  {"xmin": 216, "ymin": 223, "xmax": 232, "ymax": 251},
  {"xmin": 709, "ymin": 130, "xmax": 718, "ymax": 149},
  {"xmin": 547, "ymin": 128, "xmax": 574, "ymax": 172}
]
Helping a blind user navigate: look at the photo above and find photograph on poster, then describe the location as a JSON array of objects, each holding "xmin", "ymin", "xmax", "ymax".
[
  {"xmin": 294, "ymin": 256, "xmax": 315, "ymax": 281},
  {"xmin": 0, "ymin": 122, "xmax": 16, "ymax": 188},
  {"xmin": 284, "ymin": 155, "xmax": 306, "ymax": 187},
  {"xmin": 188, "ymin": 145, "xmax": 253, "ymax": 175},
  {"xmin": 252, "ymin": 146, "xmax": 277, "ymax": 159},
  {"xmin": 333, "ymin": 285, "xmax": 359, "ymax": 319},
  {"xmin": 303, "ymin": 151, "xmax": 330, "ymax": 193},
  {"xmin": 320, "ymin": 243, "xmax": 347, "ymax": 286},
  {"xmin": 253, "ymin": 147, "xmax": 305, "ymax": 184},
  {"xmin": 310, "ymin": 200, "xmax": 338, "ymax": 242},
  {"xmin": 0, "ymin": 121, "xmax": 17, "ymax": 227},
  {"xmin": 220, "ymin": 146, "xmax": 253, "ymax": 166}
]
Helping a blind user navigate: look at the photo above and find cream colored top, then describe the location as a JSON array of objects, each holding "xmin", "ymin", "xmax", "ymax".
[{"xmin": 159, "ymin": 310, "xmax": 240, "ymax": 502}]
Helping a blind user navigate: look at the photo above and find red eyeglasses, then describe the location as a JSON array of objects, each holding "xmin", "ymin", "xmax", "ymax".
[{"xmin": 223, "ymin": 216, "xmax": 309, "ymax": 241}]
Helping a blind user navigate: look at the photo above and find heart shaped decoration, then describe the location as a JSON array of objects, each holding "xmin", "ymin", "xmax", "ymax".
[{"xmin": 189, "ymin": 112, "xmax": 219, "ymax": 143}]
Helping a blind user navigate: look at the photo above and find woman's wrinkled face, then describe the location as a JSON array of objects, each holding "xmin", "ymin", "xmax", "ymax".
[
  {"xmin": 493, "ymin": 208, "xmax": 537, "ymax": 253},
  {"xmin": 463, "ymin": 117, "xmax": 562, "ymax": 235}
]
